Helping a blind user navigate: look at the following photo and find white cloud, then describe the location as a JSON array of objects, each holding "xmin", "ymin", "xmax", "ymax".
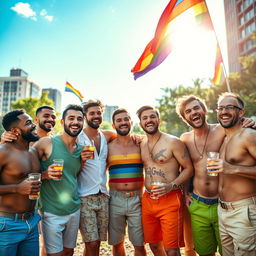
[
  {"xmin": 40, "ymin": 9, "xmax": 47, "ymax": 16},
  {"xmin": 11, "ymin": 2, "xmax": 37, "ymax": 21},
  {"xmin": 45, "ymin": 15, "xmax": 54, "ymax": 22}
]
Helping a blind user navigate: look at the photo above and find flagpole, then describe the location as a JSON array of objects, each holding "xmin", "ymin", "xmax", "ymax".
[{"xmin": 205, "ymin": 1, "xmax": 231, "ymax": 92}]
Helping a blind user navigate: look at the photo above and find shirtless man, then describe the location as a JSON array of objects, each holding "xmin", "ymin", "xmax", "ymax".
[
  {"xmin": 0, "ymin": 109, "xmax": 41, "ymax": 256},
  {"xmin": 215, "ymin": 93, "xmax": 256, "ymax": 256},
  {"xmin": 107, "ymin": 108, "xmax": 146, "ymax": 256},
  {"xmin": 137, "ymin": 105, "xmax": 194, "ymax": 256},
  {"xmin": 176, "ymin": 95, "xmax": 255, "ymax": 256}
]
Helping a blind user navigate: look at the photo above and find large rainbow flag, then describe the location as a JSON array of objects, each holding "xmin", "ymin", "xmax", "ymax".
[
  {"xmin": 131, "ymin": 0, "xmax": 215, "ymax": 80},
  {"xmin": 65, "ymin": 82, "xmax": 84, "ymax": 102},
  {"xmin": 212, "ymin": 44, "xmax": 226, "ymax": 85}
]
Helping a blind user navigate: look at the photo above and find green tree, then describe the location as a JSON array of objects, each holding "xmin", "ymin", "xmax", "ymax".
[
  {"xmin": 131, "ymin": 123, "xmax": 144, "ymax": 135},
  {"xmin": 100, "ymin": 121, "xmax": 113, "ymax": 130},
  {"xmin": 11, "ymin": 91, "xmax": 54, "ymax": 119}
]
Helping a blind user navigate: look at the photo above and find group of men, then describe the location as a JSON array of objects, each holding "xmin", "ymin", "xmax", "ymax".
[{"xmin": 0, "ymin": 92, "xmax": 255, "ymax": 256}]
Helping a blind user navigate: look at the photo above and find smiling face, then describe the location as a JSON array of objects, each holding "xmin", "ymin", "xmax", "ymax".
[
  {"xmin": 37, "ymin": 108, "xmax": 56, "ymax": 132},
  {"xmin": 85, "ymin": 106, "xmax": 103, "ymax": 129},
  {"xmin": 139, "ymin": 109, "xmax": 160, "ymax": 135},
  {"xmin": 183, "ymin": 100, "xmax": 206, "ymax": 128},
  {"xmin": 217, "ymin": 96, "xmax": 244, "ymax": 128},
  {"xmin": 113, "ymin": 112, "xmax": 132, "ymax": 136},
  {"xmin": 62, "ymin": 109, "xmax": 84, "ymax": 137}
]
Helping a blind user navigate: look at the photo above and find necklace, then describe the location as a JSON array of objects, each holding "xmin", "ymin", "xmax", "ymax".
[
  {"xmin": 147, "ymin": 133, "xmax": 162, "ymax": 159},
  {"xmin": 193, "ymin": 125, "xmax": 210, "ymax": 159}
]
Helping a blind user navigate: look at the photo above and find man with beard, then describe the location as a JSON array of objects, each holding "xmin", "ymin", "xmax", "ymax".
[
  {"xmin": 214, "ymin": 93, "xmax": 256, "ymax": 256},
  {"xmin": 33, "ymin": 104, "xmax": 84, "ymax": 256},
  {"xmin": 1, "ymin": 105, "xmax": 56, "ymax": 144},
  {"xmin": 0, "ymin": 109, "xmax": 41, "ymax": 256},
  {"xmin": 77, "ymin": 99, "xmax": 116, "ymax": 256},
  {"xmin": 137, "ymin": 105, "xmax": 194, "ymax": 256},
  {"xmin": 107, "ymin": 108, "xmax": 146, "ymax": 256},
  {"xmin": 176, "ymin": 95, "xmax": 255, "ymax": 256}
]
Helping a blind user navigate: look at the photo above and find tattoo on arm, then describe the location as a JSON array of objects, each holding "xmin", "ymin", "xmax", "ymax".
[
  {"xmin": 182, "ymin": 146, "xmax": 189, "ymax": 159},
  {"xmin": 153, "ymin": 149, "xmax": 167, "ymax": 161}
]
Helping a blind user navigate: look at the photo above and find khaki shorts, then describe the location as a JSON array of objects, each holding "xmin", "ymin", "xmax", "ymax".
[
  {"xmin": 80, "ymin": 193, "xmax": 109, "ymax": 242},
  {"xmin": 108, "ymin": 190, "xmax": 144, "ymax": 246},
  {"xmin": 218, "ymin": 197, "xmax": 256, "ymax": 256}
]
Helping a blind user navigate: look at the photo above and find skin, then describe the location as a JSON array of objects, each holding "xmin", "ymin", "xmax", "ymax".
[
  {"xmin": 0, "ymin": 113, "xmax": 41, "ymax": 213},
  {"xmin": 217, "ymin": 96, "xmax": 256, "ymax": 202},
  {"xmin": 139, "ymin": 109, "xmax": 193, "ymax": 256},
  {"xmin": 108, "ymin": 112, "xmax": 146, "ymax": 256},
  {"xmin": 33, "ymin": 109, "xmax": 84, "ymax": 256},
  {"xmin": 80, "ymin": 105, "xmax": 116, "ymax": 256}
]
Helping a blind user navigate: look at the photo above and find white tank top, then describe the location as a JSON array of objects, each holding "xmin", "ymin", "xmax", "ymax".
[{"xmin": 77, "ymin": 130, "xmax": 108, "ymax": 197}]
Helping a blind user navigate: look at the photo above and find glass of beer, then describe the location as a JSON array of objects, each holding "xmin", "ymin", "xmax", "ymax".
[
  {"xmin": 28, "ymin": 173, "xmax": 41, "ymax": 200},
  {"xmin": 150, "ymin": 181, "xmax": 165, "ymax": 199},
  {"xmin": 207, "ymin": 152, "xmax": 220, "ymax": 176},
  {"xmin": 83, "ymin": 145, "xmax": 95, "ymax": 159},
  {"xmin": 53, "ymin": 159, "xmax": 64, "ymax": 180}
]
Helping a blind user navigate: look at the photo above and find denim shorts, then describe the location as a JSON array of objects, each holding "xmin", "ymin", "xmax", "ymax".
[
  {"xmin": 41, "ymin": 209, "xmax": 80, "ymax": 254},
  {"xmin": 0, "ymin": 212, "xmax": 41, "ymax": 256}
]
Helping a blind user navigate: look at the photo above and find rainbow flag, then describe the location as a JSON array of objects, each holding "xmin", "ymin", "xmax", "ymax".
[
  {"xmin": 132, "ymin": 0, "xmax": 214, "ymax": 80},
  {"xmin": 212, "ymin": 44, "xmax": 226, "ymax": 85},
  {"xmin": 65, "ymin": 82, "xmax": 84, "ymax": 102}
]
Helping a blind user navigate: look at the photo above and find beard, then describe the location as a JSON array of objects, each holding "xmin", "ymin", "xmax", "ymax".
[
  {"xmin": 64, "ymin": 124, "xmax": 83, "ymax": 137},
  {"xmin": 22, "ymin": 129, "xmax": 39, "ymax": 142},
  {"xmin": 218, "ymin": 116, "xmax": 238, "ymax": 128},
  {"xmin": 186, "ymin": 114, "xmax": 206, "ymax": 129},
  {"xmin": 86, "ymin": 118, "xmax": 102, "ymax": 129},
  {"xmin": 115, "ymin": 125, "xmax": 131, "ymax": 136},
  {"xmin": 39, "ymin": 121, "xmax": 53, "ymax": 132},
  {"xmin": 141, "ymin": 123, "xmax": 159, "ymax": 135}
]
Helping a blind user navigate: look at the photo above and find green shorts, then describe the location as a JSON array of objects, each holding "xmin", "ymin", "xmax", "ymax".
[{"xmin": 189, "ymin": 196, "xmax": 222, "ymax": 255}]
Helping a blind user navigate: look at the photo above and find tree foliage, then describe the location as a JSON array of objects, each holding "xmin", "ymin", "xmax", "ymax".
[
  {"xmin": 11, "ymin": 91, "xmax": 54, "ymax": 119},
  {"xmin": 157, "ymin": 56, "xmax": 256, "ymax": 137}
]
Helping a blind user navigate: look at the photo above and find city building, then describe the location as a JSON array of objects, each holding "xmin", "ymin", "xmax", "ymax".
[
  {"xmin": 42, "ymin": 88, "xmax": 62, "ymax": 113},
  {"xmin": 0, "ymin": 68, "xmax": 41, "ymax": 114},
  {"xmin": 103, "ymin": 105, "xmax": 118, "ymax": 123},
  {"xmin": 224, "ymin": 0, "xmax": 256, "ymax": 73}
]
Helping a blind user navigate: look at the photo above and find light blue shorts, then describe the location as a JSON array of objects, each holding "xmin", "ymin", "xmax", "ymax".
[
  {"xmin": 41, "ymin": 209, "xmax": 80, "ymax": 254},
  {"xmin": 0, "ymin": 212, "xmax": 41, "ymax": 256}
]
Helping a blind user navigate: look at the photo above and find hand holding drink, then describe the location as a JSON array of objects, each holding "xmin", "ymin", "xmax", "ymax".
[
  {"xmin": 53, "ymin": 159, "xmax": 64, "ymax": 181},
  {"xmin": 207, "ymin": 152, "xmax": 222, "ymax": 176},
  {"xmin": 83, "ymin": 145, "xmax": 95, "ymax": 159},
  {"xmin": 150, "ymin": 181, "xmax": 166, "ymax": 199},
  {"xmin": 28, "ymin": 173, "xmax": 41, "ymax": 200}
]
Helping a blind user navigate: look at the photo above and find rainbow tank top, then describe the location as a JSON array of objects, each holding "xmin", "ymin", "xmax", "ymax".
[{"xmin": 108, "ymin": 153, "xmax": 144, "ymax": 183}]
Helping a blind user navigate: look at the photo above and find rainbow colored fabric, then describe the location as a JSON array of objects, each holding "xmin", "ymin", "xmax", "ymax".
[
  {"xmin": 65, "ymin": 82, "xmax": 84, "ymax": 102},
  {"xmin": 108, "ymin": 153, "xmax": 144, "ymax": 183},
  {"xmin": 131, "ymin": 0, "xmax": 214, "ymax": 80},
  {"xmin": 212, "ymin": 44, "xmax": 225, "ymax": 85}
]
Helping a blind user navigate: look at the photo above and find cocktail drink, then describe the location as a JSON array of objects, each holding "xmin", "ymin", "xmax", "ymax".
[
  {"xmin": 28, "ymin": 173, "xmax": 41, "ymax": 200},
  {"xmin": 150, "ymin": 181, "xmax": 165, "ymax": 199},
  {"xmin": 84, "ymin": 146, "xmax": 95, "ymax": 159},
  {"xmin": 53, "ymin": 159, "xmax": 64, "ymax": 180},
  {"xmin": 207, "ymin": 152, "xmax": 220, "ymax": 176}
]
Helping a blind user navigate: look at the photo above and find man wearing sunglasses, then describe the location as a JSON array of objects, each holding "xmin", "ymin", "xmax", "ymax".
[{"xmin": 215, "ymin": 92, "xmax": 256, "ymax": 256}]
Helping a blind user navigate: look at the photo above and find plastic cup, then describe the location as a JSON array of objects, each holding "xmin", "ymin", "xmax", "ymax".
[
  {"xmin": 28, "ymin": 173, "xmax": 41, "ymax": 200},
  {"xmin": 53, "ymin": 159, "xmax": 64, "ymax": 181},
  {"xmin": 150, "ymin": 181, "xmax": 165, "ymax": 199},
  {"xmin": 84, "ymin": 146, "xmax": 95, "ymax": 159},
  {"xmin": 207, "ymin": 152, "xmax": 220, "ymax": 176}
]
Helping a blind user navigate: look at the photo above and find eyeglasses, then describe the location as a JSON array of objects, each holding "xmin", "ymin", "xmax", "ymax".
[{"xmin": 216, "ymin": 105, "xmax": 242, "ymax": 112}]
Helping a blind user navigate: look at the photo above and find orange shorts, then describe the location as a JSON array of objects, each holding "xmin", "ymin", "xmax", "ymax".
[{"xmin": 142, "ymin": 189, "xmax": 184, "ymax": 249}]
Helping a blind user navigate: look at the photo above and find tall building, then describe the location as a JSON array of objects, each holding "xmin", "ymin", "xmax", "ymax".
[
  {"xmin": 42, "ymin": 88, "xmax": 62, "ymax": 113},
  {"xmin": 224, "ymin": 0, "xmax": 256, "ymax": 73},
  {"xmin": 103, "ymin": 105, "xmax": 118, "ymax": 123},
  {"xmin": 0, "ymin": 68, "xmax": 41, "ymax": 114}
]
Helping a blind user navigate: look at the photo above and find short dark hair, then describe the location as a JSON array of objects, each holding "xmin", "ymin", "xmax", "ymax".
[
  {"xmin": 176, "ymin": 95, "xmax": 207, "ymax": 119},
  {"xmin": 82, "ymin": 99, "xmax": 104, "ymax": 114},
  {"xmin": 62, "ymin": 104, "xmax": 84, "ymax": 119},
  {"xmin": 136, "ymin": 105, "xmax": 160, "ymax": 120},
  {"xmin": 217, "ymin": 92, "xmax": 245, "ymax": 109},
  {"xmin": 2, "ymin": 109, "xmax": 25, "ymax": 131},
  {"xmin": 112, "ymin": 108, "xmax": 131, "ymax": 123},
  {"xmin": 36, "ymin": 106, "xmax": 55, "ymax": 116}
]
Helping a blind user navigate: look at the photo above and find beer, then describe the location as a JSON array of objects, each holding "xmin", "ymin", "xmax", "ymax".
[
  {"xmin": 53, "ymin": 159, "xmax": 64, "ymax": 181},
  {"xmin": 207, "ymin": 159, "xmax": 219, "ymax": 176},
  {"xmin": 150, "ymin": 181, "xmax": 164, "ymax": 199},
  {"xmin": 84, "ymin": 146, "xmax": 95, "ymax": 159},
  {"xmin": 28, "ymin": 173, "xmax": 41, "ymax": 200}
]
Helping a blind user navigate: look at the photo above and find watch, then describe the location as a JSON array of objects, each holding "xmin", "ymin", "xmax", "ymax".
[{"xmin": 171, "ymin": 183, "xmax": 178, "ymax": 190}]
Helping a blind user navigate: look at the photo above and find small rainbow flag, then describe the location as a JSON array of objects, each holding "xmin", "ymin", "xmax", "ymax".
[
  {"xmin": 212, "ymin": 44, "xmax": 226, "ymax": 86},
  {"xmin": 65, "ymin": 82, "xmax": 84, "ymax": 102},
  {"xmin": 131, "ymin": 0, "xmax": 214, "ymax": 80}
]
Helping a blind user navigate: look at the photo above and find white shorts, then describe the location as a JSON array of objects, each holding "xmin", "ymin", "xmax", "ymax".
[{"xmin": 41, "ymin": 209, "xmax": 80, "ymax": 254}]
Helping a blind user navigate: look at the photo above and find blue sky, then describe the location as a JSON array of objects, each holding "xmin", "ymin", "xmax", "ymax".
[{"xmin": 0, "ymin": 0, "xmax": 226, "ymax": 121}]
